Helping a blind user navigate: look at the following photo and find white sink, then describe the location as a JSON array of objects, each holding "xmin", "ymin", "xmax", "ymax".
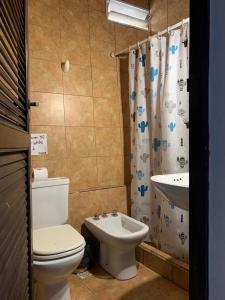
[{"xmin": 151, "ymin": 173, "xmax": 189, "ymax": 211}]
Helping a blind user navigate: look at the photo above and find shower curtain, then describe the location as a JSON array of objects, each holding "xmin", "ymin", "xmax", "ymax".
[{"xmin": 129, "ymin": 24, "xmax": 189, "ymax": 262}]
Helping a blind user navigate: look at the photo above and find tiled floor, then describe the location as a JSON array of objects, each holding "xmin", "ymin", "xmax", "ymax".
[{"xmin": 70, "ymin": 263, "xmax": 189, "ymax": 300}]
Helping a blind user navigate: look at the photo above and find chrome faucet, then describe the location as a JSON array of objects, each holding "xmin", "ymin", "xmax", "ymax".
[
  {"xmin": 111, "ymin": 210, "xmax": 118, "ymax": 217},
  {"xmin": 93, "ymin": 213, "xmax": 100, "ymax": 220},
  {"xmin": 102, "ymin": 212, "xmax": 108, "ymax": 218}
]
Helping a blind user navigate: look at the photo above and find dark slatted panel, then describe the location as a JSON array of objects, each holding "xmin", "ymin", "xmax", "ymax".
[
  {"xmin": 0, "ymin": 152, "xmax": 29, "ymax": 300},
  {"xmin": 0, "ymin": 0, "xmax": 31, "ymax": 298},
  {"xmin": 0, "ymin": 0, "xmax": 27, "ymax": 130}
]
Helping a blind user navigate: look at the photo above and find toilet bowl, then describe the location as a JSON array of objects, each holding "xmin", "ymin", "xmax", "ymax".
[
  {"xmin": 33, "ymin": 224, "xmax": 85, "ymax": 300},
  {"xmin": 85, "ymin": 212, "xmax": 149, "ymax": 280},
  {"xmin": 31, "ymin": 177, "xmax": 85, "ymax": 300}
]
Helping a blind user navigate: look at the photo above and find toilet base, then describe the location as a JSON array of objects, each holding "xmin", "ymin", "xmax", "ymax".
[
  {"xmin": 100, "ymin": 242, "xmax": 137, "ymax": 280},
  {"xmin": 34, "ymin": 279, "xmax": 71, "ymax": 300}
]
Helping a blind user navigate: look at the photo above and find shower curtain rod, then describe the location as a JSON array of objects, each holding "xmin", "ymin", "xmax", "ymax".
[{"xmin": 111, "ymin": 17, "xmax": 190, "ymax": 58}]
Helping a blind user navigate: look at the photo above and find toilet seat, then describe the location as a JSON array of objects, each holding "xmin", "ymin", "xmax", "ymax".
[{"xmin": 33, "ymin": 224, "xmax": 85, "ymax": 261}]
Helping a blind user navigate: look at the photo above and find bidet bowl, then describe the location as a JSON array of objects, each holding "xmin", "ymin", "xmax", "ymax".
[{"xmin": 85, "ymin": 212, "xmax": 149, "ymax": 280}]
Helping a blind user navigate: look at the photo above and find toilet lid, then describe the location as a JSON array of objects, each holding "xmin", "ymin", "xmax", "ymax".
[{"xmin": 33, "ymin": 224, "xmax": 85, "ymax": 256}]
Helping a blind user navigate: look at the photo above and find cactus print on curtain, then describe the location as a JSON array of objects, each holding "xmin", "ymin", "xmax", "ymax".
[
  {"xmin": 128, "ymin": 24, "xmax": 189, "ymax": 262},
  {"xmin": 161, "ymin": 25, "xmax": 189, "ymax": 173},
  {"xmin": 129, "ymin": 46, "xmax": 151, "ymax": 241}
]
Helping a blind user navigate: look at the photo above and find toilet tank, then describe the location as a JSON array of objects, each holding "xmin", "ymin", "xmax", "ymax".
[{"xmin": 31, "ymin": 177, "xmax": 69, "ymax": 229}]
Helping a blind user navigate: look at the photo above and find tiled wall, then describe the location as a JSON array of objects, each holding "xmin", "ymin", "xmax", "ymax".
[
  {"xmin": 28, "ymin": 0, "xmax": 149, "ymax": 231},
  {"xmin": 150, "ymin": 0, "xmax": 189, "ymax": 33}
]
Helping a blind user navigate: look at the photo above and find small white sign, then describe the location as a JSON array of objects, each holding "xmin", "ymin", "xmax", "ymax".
[{"xmin": 31, "ymin": 133, "xmax": 48, "ymax": 156}]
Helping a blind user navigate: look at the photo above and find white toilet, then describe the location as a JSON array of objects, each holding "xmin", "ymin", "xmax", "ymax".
[
  {"xmin": 85, "ymin": 212, "xmax": 149, "ymax": 280},
  {"xmin": 32, "ymin": 177, "xmax": 85, "ymax": 300}
]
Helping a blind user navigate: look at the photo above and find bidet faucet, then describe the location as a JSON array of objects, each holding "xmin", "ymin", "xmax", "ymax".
[
  {"xmin": 93, "ymin": 213, "xmax": 100, "ymax": 220},
  {"xmin": 112, "ymin": 210, "xmax": 118, "ymax": 216},
  {"xmin": 102, "ymin": 212, "xmax": 108, "ymax": 218}
]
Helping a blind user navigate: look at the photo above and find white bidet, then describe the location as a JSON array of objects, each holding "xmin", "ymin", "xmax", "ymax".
[{"xmin": 85, "ymin": 212, "xmax": 149, "ymax": 280}]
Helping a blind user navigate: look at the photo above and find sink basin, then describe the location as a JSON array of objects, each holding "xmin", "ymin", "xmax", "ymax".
[{"xmin": 150, "ymin": 173, "xmax": 189, "ymax": 210}]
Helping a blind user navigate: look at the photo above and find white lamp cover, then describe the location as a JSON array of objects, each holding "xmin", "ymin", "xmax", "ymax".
[{"xmin": 106, "ymin": 0, "xmax": 150, "ymax": 31}]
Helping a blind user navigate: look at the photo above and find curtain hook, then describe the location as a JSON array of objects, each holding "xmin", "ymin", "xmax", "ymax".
[
  {"xmin": 157, "ymin": 32, "xmax": 161, "ymax": 40},
  {"xmin": 182, "ymin": 19, "xmax": 185, "ymax": 29},
  {"xmin": 138, "ymin": 41, "xmax": 141, "ymax": 49},
  {"xmin": 167, "ymin": 26, "xmax": 170, "ymax": 35}
]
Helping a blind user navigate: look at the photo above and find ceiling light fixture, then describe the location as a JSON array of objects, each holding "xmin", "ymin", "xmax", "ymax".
[{"xmin": 106, "ymin": 0, "xmax": 150, "ymax": 31}]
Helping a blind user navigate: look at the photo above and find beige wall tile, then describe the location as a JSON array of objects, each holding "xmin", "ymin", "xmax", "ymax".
[
  {"xmin": 149, "ymin": 1, "xmax": 189, "ymax": 42},
  {"xmin": 95, "ymin": 128, "xmax": 121, "ymax": 156},
  {"xmin": 150, "ymin": 0, "xmax": 167, "ymax": 34},
  {"xmin": 108, "ymin": 186, "xmax": 127, "ymax": 214},
  {"xmin": 29, "ymin": 24, "xmax": 61, "ymax": 62},
  {"xmin": 61, "ymin": 33, "xmax": 91, "ymax": 66},
  {"xmin": 67, "ymin": 157, "xmax": 98, "ymax": 192},
  {"xmin": 92, "ymin": 67, "xmax": 118, "ymax": 99},
  {"xmin": 63, "ymin": 64, "xmax": 92, "ymax": 96},
  {"xmin": 30, "ymin": 92, "xmax": 64, "ymax": 126},
  {"xmin": 64, "ymin": 95, "xmax": 94, "ymax": 126},
  {"xmin": 61, "ymin": 5, "xmax": 90, "ymax": 37},
  {"xmin": 31, "ymin": 158, "xmax": 67, "ymax": 178},
  {"xmin": 29, "ymin": 59, "xmax": 63, "ymax": 93},
  {"xmin": 115, "ymin": 25, "xmax": 138, "ymax": 49},
  {"xmin": 119, "ymin": 70, "xmax": 129, "ymax": 103},
  {"xmin": 89, "ymin": 10, "xmax": 115, "ymax": 43},
  {"xmin": 88, "ymin": 0, "xmax": 105, "ymax": 12},
  {"xmin": 69, "ymin": 190, "xmax": 100, "ymax": 231},
  {"xmin": 66, "ymin": 127, "xmax": 96, "ymax": 157},
  {"xmin": 31, "ymin": 126, "xmax": 67, "ymax": 160},
  {"xmin": 93, "ymin": 98, "xmax": 120, "ymax": 127},
  {"xmin": 97, "ymin": 156, "xmax": 124, "ymax": 187},
  {"xmin": 28, "ymin": 0, "xmax": 60, "ymax": 30},
  {"xmin": 94, "ymin": 188, "xmax": 110, "ymax": 213},
  {"xmin": 69, "ymin": 186, "xmax": 128, "ymax": 231},
  {"xmin": 168, "ymin": 0, "xmax": 189, "ymax": 26},
  {"xmin": 28, "ymin": 0, "xmax": 153, "ymax": 216},
  {"xmin": 90, "ymin": 39, "xmax": 116, "ymax": 70},
  {"xmin": 61, "ymin": 0, "xmax": 88, "ymax": 12},
  {"xmin": 135, "ymin": 0, "xmax": 150, "ymax": 9},
  {"xmin": 136, "ymin": 28, "xmax": 150, "ymax": 41}
]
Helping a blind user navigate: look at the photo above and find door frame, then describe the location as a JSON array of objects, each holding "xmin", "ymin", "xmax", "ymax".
[
  {"xmin": 25, "ymin": 0, "xmax": 33, "ymax": 296},
  {"xmin": 189, "ymin": 0, "xmax": 209, "ymax": 299}
]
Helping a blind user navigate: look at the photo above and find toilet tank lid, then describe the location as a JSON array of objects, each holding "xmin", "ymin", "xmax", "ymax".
[{"xmin": 32, "ymin": 177, "xmax": 69, "ymax": 189}]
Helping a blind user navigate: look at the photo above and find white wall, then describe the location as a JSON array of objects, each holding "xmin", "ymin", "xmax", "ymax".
[{"xmin": 209, "ymin": 0, "xmax": 225, "ymax": 298}]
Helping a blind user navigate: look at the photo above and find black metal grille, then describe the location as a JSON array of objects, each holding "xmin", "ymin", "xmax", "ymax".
[{"xmin": 0, "ymin": 0, "xmax": 28, "ymax": 130}]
